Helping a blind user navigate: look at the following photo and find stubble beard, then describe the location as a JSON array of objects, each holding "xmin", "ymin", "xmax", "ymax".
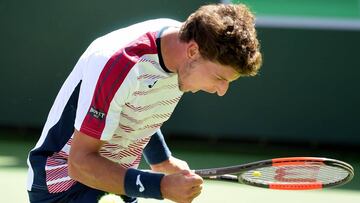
[
  {"xmin": 177, "ymin": 71, "xmax": 188, "ymax": 92},
  {"xmin": 177, "ymin": 59, "xmax": 196, "ymax": 92}
]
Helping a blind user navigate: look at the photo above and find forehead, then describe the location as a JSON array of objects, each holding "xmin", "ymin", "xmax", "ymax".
[{"xmin": 209, "ymin": 61, "xmax": 240, "ymax": 82}]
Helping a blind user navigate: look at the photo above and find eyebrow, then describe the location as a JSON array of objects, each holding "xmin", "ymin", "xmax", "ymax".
[
  {"xmin": 217, "ymin": 74, "xmax": 239, "ymax": 83},
  {"xmin": 216, "ymin": 65, "xmax": 241, "ymax": 82},
  {"xmin": 231, "ymin": 73, "xmax": 241, "ymax": 81},
  {"xmin": 224, "ymin": 73, "xmax": 241, "ymax": 82}
]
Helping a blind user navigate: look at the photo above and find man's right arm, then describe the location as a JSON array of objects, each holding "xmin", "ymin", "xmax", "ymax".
[
  {"xmin": 68, "ymin": 129, "xmax": 203, "ymax": 202},
  {"xmin": 68, "ymin": 129, "xmax": 127, "ymax": 195}
]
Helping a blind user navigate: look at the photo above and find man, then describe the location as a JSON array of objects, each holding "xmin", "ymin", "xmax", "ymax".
[{"xmin": 27, "ymin": 3, "xmax": 262, "ymax": 203}]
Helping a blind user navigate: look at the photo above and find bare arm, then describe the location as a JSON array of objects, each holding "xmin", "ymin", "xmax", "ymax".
[
  {"xmin": 68, "ymin": 129, "xmax": 127, "ymax": 194},
  {"xmin": 143, "ymin": 129, "xmax": 191, "ymax": 175},
  {"xmin": 151, "ymin": 156, "xmax": 190, "ymax": 174},
  {"xmin": 68, "ymin": 130, "xmax": 203, "ymax": 202}
]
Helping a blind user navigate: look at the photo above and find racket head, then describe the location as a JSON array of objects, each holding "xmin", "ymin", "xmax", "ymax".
[{"xmin": 238, "ymin": 157, "xmax": 354, "ymax": 190}]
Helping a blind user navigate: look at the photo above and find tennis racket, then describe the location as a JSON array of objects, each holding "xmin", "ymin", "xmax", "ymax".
[{"xmin": 194, "ymin": 157, "xmax": 354, "ymax": 190}]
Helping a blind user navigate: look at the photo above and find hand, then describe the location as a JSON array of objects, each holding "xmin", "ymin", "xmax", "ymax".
[
  {"xmin": 151, "ymin": 156, "xmax": 190, "ymax": 174},
  {"xmin": 161, "ymin": 170, "xmax": 203, "ymax": 203}
]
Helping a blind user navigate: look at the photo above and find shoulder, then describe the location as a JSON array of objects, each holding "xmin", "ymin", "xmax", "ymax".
[
  {"xmin": 139, "ymin": 18, "xmax": 182, "ymax": 28},
  {"xmin": 84, "ymin": 19, "xmax": 179, "ymax": 57},
  {"xmin": 98, "ymin": 18, "xmax": 181, "ymax": 42}
]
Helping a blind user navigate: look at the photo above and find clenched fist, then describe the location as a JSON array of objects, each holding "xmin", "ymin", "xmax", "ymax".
[{"xmin": 161, "ymin": 170, "xmax": 203, "ymax": 203}]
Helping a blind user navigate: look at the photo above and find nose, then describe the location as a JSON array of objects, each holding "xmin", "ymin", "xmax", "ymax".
[{"xmin": 216, "ymin": 81, "xmax": 229, "ymax": 96}]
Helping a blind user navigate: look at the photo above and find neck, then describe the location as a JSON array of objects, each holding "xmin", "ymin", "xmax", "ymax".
[{"xmin": 160, "ymin": 27, "xmax": 186, "ymax": 74}]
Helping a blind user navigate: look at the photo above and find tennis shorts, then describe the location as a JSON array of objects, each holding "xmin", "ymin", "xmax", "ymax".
[{"xmin": 28, "ymin": 182, "xmax": 138, "ymax": 203}]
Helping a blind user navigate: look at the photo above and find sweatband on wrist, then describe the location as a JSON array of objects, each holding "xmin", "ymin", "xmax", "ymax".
[
  {"xmin": 143, "ymin": 129, "xmax": 172, "ymax": 165},
  {"xmin": 124, "ymin": 168, "xmax": 164, "ymax": 199}
]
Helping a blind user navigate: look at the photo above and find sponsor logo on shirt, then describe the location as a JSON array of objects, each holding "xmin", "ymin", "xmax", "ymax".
[
  {"xmin": 148, "ymin": 80, "xmax": 158, "ymax": 88},
  {"xmin": 89, "ymin": 106, "xmax": 106, "ymax": 120}
]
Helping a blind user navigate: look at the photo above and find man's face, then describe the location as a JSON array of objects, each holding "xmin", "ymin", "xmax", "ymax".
[{"xmin": 177, "ymin": 56, "xmax": 240, "ymax": 96}]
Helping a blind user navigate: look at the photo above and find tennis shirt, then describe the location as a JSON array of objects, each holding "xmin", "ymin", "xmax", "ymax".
[{"xmin": 27, "ymin": 18, "xmax": 183, "ymax": 193}]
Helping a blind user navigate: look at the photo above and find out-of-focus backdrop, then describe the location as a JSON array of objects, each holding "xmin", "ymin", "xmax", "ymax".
[
  {"xmin": 0, "ymin": 0, "xmax": 359, "ymax": 202},
  {"xmin": 1, "ymin": 0, "xmax": 359, "ymax": 145}
]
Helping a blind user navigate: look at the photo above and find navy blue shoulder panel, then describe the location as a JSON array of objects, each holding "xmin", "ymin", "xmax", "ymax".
[{"xmin": 28, "ymin": 81, "xmax": 81, "ymax": 190}]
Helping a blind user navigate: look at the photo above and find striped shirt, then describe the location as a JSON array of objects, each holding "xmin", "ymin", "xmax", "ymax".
[{"xmin": 27, "ymin": 18, "xmax": 183, "ymax": 193}]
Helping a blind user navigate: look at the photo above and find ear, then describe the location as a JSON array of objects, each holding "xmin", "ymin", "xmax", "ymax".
[{"xmin": 187, "ymin": 41, "xmax": 199, "ymax": 60}]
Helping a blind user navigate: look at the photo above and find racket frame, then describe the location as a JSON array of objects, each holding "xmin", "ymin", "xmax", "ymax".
[{"xmin": 194, "ymin": 157, "xmax": 354, "ymax": 190}]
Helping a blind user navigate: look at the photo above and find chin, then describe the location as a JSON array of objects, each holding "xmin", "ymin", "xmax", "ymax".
[
  {"xmin": 178, "ymin": 84, "xmax": 188, "ymax": 93},
  {"xmin": 178, "ymin": 86, "xmax": 187, "ymax": 93}
]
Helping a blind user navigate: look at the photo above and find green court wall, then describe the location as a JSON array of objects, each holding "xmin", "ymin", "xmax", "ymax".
[
  {"xmin": 165, "ymin": 28, "xmax": 360, "ymax": 145},
  {"xmin": 0, "ymin": 0, "xmax": 215, "ymax": 126},
  {"xmin": 1, "ymin": 1, "xmax": 359, "ymax": 145}
]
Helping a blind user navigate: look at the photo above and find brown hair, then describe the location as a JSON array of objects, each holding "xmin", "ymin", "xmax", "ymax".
[{"xmin": 179, "ymin": 4, "xmax": 262, "ymax": 76}]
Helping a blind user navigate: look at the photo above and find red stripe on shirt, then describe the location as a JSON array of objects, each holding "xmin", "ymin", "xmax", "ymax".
[{"xmin": 80, "ymin": 32, "xmax": 158, "ymax": 139}]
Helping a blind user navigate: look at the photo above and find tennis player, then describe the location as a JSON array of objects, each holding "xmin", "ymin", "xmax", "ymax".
[{"xmin": 27, "ymin": 3, "xmax": 262, "ymax": 203}]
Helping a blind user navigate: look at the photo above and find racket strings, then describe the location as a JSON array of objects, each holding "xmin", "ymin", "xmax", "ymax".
[{"xmin": 241, "ymin": 164, "xmax": 350, "ymax": 185}]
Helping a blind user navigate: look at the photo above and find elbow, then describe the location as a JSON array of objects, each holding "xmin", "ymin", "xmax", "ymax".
[{"xmin": 68, "ymin": 152, "xmax": 82, "ymax": 181}]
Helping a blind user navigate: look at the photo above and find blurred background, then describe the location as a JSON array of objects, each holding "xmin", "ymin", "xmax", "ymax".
[{"xmin": 0, "ymin": 0, "xmax": 359, "ymax": 202}]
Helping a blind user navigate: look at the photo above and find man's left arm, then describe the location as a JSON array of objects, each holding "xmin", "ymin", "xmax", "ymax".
[{"xmin": 143, "ymin": 129, "xmax": 190, "ymax": 174}]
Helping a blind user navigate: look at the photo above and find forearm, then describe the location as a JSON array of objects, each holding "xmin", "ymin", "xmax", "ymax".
[
  {"xmin": 144, "ymin": 130, "xmax": 190, "ymax": 174},
  {"xmin": 151, "ymin": 156, "xmax": 190, "ymax": 174},
  {"xmin": 69, "ymin": 130, "xmax": 202, "ymax": 202},
  {"xmin": 143, "ymin": 129, "xmax": 171, "ymax": 165},
  {"xmin": 68, "ymin": 148, "xmax": 126, "ymax": 194},
  {"xmin": 69, "ymin": 154, "xmax": 202, "ymax": 202},
  {"xmin": 68, "ymin": 130, "xmax": 165, "ymax": 199}
]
